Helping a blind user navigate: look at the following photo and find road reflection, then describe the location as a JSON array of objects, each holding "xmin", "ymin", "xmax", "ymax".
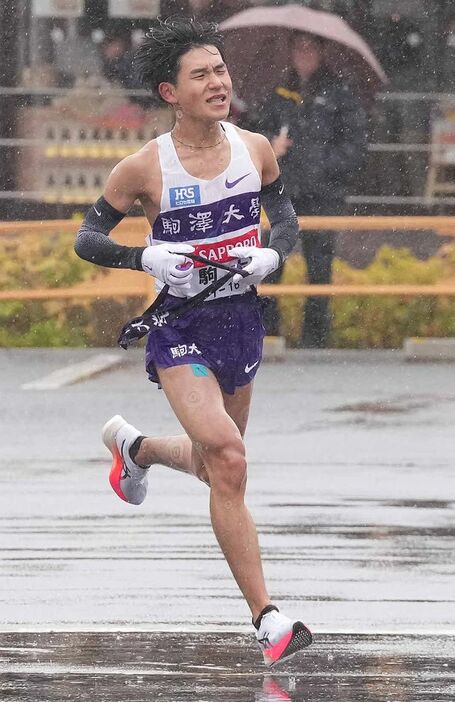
[
  {"xmin": 256, "ymin": 677, "xmax": 293, "ymax": 701},
  {"xmin": 1, "ymin": 631, "xmax": 454, "ymax": 701}
]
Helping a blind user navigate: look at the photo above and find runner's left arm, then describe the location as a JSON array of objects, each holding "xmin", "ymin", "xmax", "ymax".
[
  {"xmin": 258, "ymin": 132, "xmax": 298, "ymax": 265},
  {"xmin": 231, "ymin": 135, "xmax": 298, "ymax": 282},
  {"xmin": 261, "ymin": 175, "xmax": 298, "ymax": 266}
]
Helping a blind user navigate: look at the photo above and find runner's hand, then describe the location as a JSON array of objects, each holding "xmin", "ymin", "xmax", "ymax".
[
  {"xmin": 141, "ymin": 244, "xmax": 195, "ymax": 287},
  {"xmin": 230, "ymin": 246, "xmax": 280, "ymax": 286}
]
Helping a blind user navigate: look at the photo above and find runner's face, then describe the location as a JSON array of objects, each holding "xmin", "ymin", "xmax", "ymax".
[{"xmin": 172, "ymin": 45, "xmax": 232, "ymax": 121}]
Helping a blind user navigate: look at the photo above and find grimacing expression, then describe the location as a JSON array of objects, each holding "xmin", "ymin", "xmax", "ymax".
[{"xmin": 161, "ymin": 45, "xmax": 232, "ymax": 120}]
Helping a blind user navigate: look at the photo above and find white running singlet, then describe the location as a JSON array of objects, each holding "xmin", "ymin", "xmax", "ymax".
[{"xmin": 146, "ymin": 121, "xmax": 262, "ymax": 299}]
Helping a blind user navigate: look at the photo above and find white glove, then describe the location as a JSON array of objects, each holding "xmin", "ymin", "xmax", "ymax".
[
  {"xmin": 141, "ymin": 243, "xmax": 195, "ymax": 287},
  {"xmin": 230, "ymin": 246, "xmax": 280, "ymax": 286}
]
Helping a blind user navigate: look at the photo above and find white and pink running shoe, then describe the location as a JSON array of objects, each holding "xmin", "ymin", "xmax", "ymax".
[
  {"xmin": 102, "ymin": 414, "xmax": 149, "ymax": 505},
  {"xmin": 256, "ymin": 607, "xmax": 312, "ymax": 667}
]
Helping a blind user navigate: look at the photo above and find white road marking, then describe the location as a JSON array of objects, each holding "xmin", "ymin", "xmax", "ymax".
[
  {"xmin": 21, "ymin": 353, "xmax": 124, "ymax": 390},
  {"xmin": 0, "ymin": 647, "xmax": 52, "ymax": 653}
]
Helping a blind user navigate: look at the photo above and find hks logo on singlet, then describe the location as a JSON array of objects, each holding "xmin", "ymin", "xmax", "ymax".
[{"xmin": 169, "ymin": 185, "xmax": 201, "ymax": 208}]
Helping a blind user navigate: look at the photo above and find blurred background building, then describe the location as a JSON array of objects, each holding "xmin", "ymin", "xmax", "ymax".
[{"xmin": 0, "ymin": 0, "xmax": 454, "ymax": 222}]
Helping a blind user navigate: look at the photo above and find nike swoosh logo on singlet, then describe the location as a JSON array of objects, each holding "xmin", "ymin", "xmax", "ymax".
[{"xmin": 225, "ymin": 173, "xmax": 250, "ymax": 189}]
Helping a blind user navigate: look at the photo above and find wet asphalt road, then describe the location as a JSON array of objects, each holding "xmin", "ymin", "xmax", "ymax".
[
  {"xmin": 0, "ymin": 348, "xmax": 454, "ymax": 700},
  {"xmin": 2, "ymin": 632, "xmax": 454, "ymax": 701}
]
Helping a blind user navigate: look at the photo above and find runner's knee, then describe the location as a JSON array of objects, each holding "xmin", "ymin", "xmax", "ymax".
[{"xmin": 201, "ymin": 439, "xmax": 247, "ymax": 494}]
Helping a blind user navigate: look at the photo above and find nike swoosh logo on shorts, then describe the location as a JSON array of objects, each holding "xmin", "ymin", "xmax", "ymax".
[
  {"xmin": 225, "ymin": 173, "xmax": 250, "ymax": 189},
  {"xmin": 245, "ymin": 360, "xmax": 259, "ymax": 373}
]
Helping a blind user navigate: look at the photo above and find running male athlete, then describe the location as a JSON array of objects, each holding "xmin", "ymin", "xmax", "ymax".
[{"xmin": 75, "ymin": 16, "xmax": 312, "ymax": 666}]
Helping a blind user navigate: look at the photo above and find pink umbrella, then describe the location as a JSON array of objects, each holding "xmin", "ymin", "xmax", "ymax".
[{"xmin": 220, "ymin": 4, "xmax": 387, "ymax": 104}]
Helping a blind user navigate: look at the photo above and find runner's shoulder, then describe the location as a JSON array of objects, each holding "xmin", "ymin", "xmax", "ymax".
[
  {"xmin": 232, "ymin": 125, "xmax": 272, "ymax": 154},
  {"xmin": 108, "ymin": 139, "xmax": 161, "ymax": 189}
]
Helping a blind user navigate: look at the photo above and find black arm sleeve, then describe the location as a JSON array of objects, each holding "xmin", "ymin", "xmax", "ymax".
[
  {"xmin": 261, "ymin": 177, "xmax": 299, "ymax": 265},
  {"xmin": 74, "ymin": 196, "xmax": 146, "ymax": 270}
]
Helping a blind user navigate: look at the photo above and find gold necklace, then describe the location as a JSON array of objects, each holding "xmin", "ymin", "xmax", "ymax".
[{"xmin": 171, "ymin": 130, "xmax": 226, "ymax": 149}]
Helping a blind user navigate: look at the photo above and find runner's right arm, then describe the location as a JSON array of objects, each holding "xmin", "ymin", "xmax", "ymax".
[
  {"xmin": 74, "ymin": 156, "xmax": 194, "ymax": 286},
  {"xmin": 75, "ymin": 156, "xmax": 146, "ymax": 270}
]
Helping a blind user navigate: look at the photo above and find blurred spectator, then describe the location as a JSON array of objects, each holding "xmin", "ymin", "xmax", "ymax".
[
  {"xmin": 189, "ymin": 0, "xmax": 211, "ymax": 14},
  {"xmin": 99, "ymin": 30, "xmax": 155, "ymax": 106},
  {"xmin": 100, "ymin": 31, "xmax": 134, "ymax": 87},
  {"xmin": 254, "ymin": 31, "xmax": 368, "ymax": 347},
  {"xmin": 52, "ymin": 28, "xmax": 101, "ymax": 86},
  {"xmin": 373, "ymin": 13, "xmax": 425, "ymax": 90},
  {"xmin": 191, "ymin": 0, "xmax": 251, "ymax": 24}
]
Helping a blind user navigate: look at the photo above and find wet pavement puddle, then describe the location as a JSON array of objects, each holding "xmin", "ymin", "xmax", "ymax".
[{"xmin": 1, "ymin": 632, "xmax": 454, "ymax": 701}]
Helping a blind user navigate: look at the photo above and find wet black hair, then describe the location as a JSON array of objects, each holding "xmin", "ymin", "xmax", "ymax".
[{"xmin": 134, "ymin": 15, "xmax": 225, "ymax": 95}]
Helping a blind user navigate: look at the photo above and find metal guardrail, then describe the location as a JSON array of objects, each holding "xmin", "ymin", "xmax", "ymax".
[{"xmin": 1, "ymin": 216, "xmax": 455, "ymax": 303}]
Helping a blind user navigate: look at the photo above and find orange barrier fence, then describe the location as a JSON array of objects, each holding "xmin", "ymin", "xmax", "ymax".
[{"xmin": 1, "ymin": 216, "xmax": 455, "ymax": 302}]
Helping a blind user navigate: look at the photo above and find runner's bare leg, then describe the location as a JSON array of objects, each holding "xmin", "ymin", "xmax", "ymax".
[
  {"xmin": 142, "ymin": 364, "xmax": 271, "ymax": 621},
  {"xmin": 134, "ymin": 374, "xmax": 252, "ymax": 486},
  {"xmin": 135, "ymin": 432, "xmax": 209, "ymax": 483}
]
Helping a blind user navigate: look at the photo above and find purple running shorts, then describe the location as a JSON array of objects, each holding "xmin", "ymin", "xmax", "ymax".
[{"xmin": 145, "ymin": 290, "xmax": 266, "ymax": 395}]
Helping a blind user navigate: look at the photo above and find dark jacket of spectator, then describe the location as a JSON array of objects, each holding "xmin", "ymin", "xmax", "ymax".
[{"xmin": 254, "ymin": 67, "xmax": 368, "ymax": 208}]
